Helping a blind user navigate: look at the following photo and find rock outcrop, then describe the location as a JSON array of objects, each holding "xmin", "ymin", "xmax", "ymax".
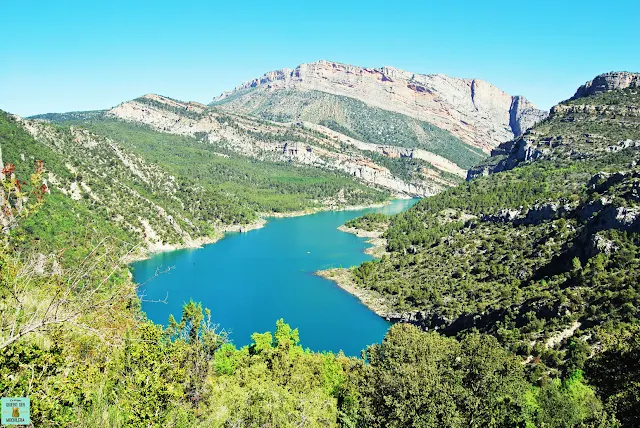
[
  {"xmin": 480, "ymin": 201, "xmax": 575, "ymax": 226},
  {"xmin": 213, "ymin": 60, "xmax": 547, "ymax": 151},
  {"xmin": 509, "ymin": 95, "xmax": 549, "ymax": 137},
  {"xmin": 572, "ymin": 72, "xmax": 640, "ymax": 100},
  {"xmin": 476, "ymin": 169, "xmax": 640, "ymax": 235},
  {"xmin": 467, "ymin": 72, "xmax": 640, "ymax": 181}
]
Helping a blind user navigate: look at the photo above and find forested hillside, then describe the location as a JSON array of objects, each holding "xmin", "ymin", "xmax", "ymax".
[
  {"xmin": 337, "ymin": 73, "xmax": 640, "ymax": 424},
  {"xmin": 2, "ymin": 111, "xmax": 388, "ymax": 257},
  {"xmin": 37, "ymin": 92, "xmax": 464, "ymax": 197}
]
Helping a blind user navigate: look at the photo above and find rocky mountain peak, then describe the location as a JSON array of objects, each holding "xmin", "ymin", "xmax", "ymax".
[
  {"xmin": 572, "ymin": 71, "xmax": 640, "ymax": 100},
  {"xmin": 509, "ymin": 95, "xmax": 549, "ymax": 137},
  {"xmin": 213, "ymin": 60, "xmax": 547, "ymax": 151}
]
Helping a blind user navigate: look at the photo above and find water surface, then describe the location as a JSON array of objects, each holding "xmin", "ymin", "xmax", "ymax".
[{"xmin": 133, "ymin": 198, "xmax": 418, "ymax": 356}]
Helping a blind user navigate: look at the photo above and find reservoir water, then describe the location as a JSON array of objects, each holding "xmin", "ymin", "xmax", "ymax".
[{"xmin": 132, "ymin": 198, "xmax": 418, "ymax": 356}]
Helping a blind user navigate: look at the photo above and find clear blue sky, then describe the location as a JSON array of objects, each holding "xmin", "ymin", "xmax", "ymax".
[{"xmin": 1, "ymin": 0, "xmax": 638, "ymax": 116}]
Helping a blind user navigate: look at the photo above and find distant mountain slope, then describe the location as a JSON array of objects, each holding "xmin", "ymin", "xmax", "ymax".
[
  {"xmin": 214, "ymin": 88, "xmax": 486, "ymax": 170},
  {"xmin": 330, "ymin": 72, "xmax": 640, "ymax": 371},
  {"xmin": 93, "ymin": 94, "xmax": 464, "ymax": 196},
  {"xmin": 212, "ymin": 60, "xmax": 548, "ymax": 152}
]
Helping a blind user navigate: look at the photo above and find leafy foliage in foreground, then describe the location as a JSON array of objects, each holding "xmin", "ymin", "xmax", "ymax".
[
  {"xmin": 0, "ymin": 304, "xmax": 615, "ymax": 427},
  {"xmin": 586, "ymin": 325, "xmax": 640, "ymax": 427}
]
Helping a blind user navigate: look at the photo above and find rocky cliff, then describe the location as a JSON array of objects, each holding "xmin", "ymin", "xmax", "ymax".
[
  {"xmin": 213, "ymin": 60, "xmax": 547, "ymax": 151},
  {"xmin": 509, "ymin": 95, "xmax": 548, "ymax": 137},
  {"xmin": 572, "ymin": 71, "xmax": 640, "ymax": 100},
  {"xmin": 467, "ymin": 72, "xmax": 640, "ymax": 180}
]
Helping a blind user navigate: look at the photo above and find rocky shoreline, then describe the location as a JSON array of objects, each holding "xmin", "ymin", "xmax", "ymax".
[
  {"xmin": 124, "ymin": 217, "xmax": 268, "ymax": 264},
  {"xmin": 315, "ymin": 268, "xmax": 391, "ymax": 318},
  {"xmin": 315, "ymin": 222, "xmax": 393, "ymax": 317},
  {"xmin": 336, "ymin": 225, "xmax": 389, "ymax": 258}
]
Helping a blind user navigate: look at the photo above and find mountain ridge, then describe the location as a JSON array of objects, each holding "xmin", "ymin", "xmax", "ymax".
[
  {"xmin": 212, "ymin": 59, "xmax": 548, "ymax": 151},
  {"xmin": 101, "ymin": 94, "xmax": 452, "ymax": 196},
  {"xmin": 572, "ymin": 71, "xmax": 640, "ymax": 100},
  {"xmin": 29, "ymin": 62, "xmax": 549, "ymax": 202}
]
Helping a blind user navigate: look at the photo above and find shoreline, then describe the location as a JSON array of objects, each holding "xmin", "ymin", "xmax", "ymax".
[
  {"xmin": 124, "ymin": 217, "xmax": 268, "ymax": 264},
  {"xmin": 314, "ymin": 223, "xmax": 392, "ymax": 316},
  {"xmin": 315, "ymin": 268, "xmax": 390, "ymax": 318},
  {"xmin": 336, "ymin": 225, "xmax": 389, "ymax": 258},
  {"xmin": 127, "ymin": 199, "xmax": 393, "ymax": 263},
  {"xmin": 262, "ymin": 200, "xmax": 391, "ymax": 219}
]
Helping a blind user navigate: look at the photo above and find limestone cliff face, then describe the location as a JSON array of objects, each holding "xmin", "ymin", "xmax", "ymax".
[
  {"xmin": 467, "ymin": 71, "xmax": 640, "ymax": 181},
  {"xmin": 509, "ymin": 96, "xmax": 549, "ymax": 137},
  {"xmin": 572, "ymin": 72, "xmax": 640, "ymax": 100},
  {"xmin": 213, "ymin": 60, "xmax": 547, "ymax": 151}
]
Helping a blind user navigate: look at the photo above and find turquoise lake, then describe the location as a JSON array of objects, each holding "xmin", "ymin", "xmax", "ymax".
[{"xmin": 132, "ymin": 198, "xmax": 418, "ymax": 356}]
